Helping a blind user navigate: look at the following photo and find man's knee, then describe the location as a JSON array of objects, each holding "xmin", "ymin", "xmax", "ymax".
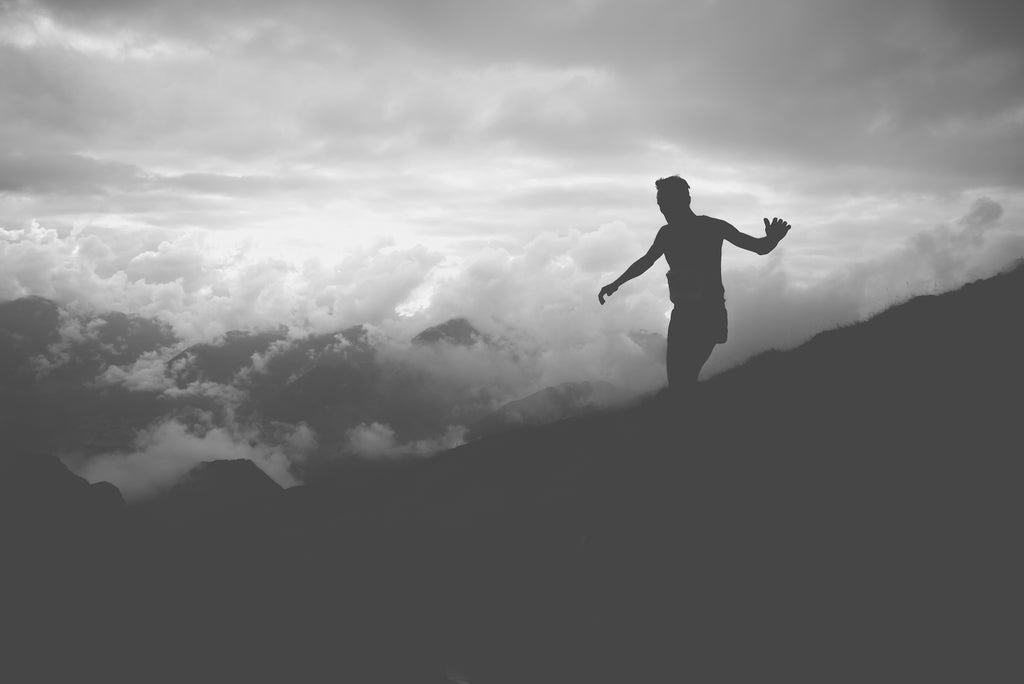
[{"xmin": 667, "ymin": 340, "xmax": 715, "ymax": 387}]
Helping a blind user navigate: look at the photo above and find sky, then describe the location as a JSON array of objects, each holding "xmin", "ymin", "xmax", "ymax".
[{"xmin": 2, "ymin": 0, "xmax": 1024, "ymax": 398}]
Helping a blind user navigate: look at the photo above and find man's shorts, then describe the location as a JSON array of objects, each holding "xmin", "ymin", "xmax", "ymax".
[{"xmin": 670, "ymin": 298, "xmax": 728, "ymax": 344}]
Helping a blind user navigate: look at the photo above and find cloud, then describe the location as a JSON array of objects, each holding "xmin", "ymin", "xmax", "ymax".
[
  {"xmin": 95, "ymin": 348, "xmax": 177, "ymax": 392},
  {"xmin": 11, "ymin": 188, "xmax": 1020, "ymax": 406},
  {"xmin": 959, "ymin": 197, "xmax": 1003, "ymax": 231},
  {"xmin": 0, "ymin": 221, "xmax": 445, "ymax": 342},
  {"xmin": 70, "ymin": 415, "xmax": 314, "ymax": 501},
  {"xmin": 0, "ymin": 152, "xmax": 145, "ymax": 195},
  {"xmin": 345, "ymin": 421, "xmax": 467, "ymax": 458}
]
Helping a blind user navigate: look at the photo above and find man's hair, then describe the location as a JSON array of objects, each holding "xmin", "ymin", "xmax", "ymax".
[{"xmin": 655, "ymin": 175, "xmax": 690, "ymax": 194}]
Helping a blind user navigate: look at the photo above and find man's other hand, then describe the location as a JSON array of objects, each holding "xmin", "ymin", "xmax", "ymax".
[
  {"xmin": 598, "ymin": 283, "xmax": 618, "ymax": 305},
  {"xmin": 764, "ymin": 217, "xmax": 791, "ymax": 241}
]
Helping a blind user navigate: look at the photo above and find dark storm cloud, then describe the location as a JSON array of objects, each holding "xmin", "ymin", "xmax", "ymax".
[
  {"xmin": 0, "ymin": 44, "xmax": 121, "ymax": 140},
  {"xmin": 928, "ymin": 0, "xmax": 1024, "ymax": 54},
  {"xmin": 16, "ymin": 0, "xmax": 1022, "ymax": 192},
  {"xmin": 292, "ymin": 0, "xmax": 1024, "ymax": 190},
  {"xmin": 629, "ymin": 2, "xmax": 1024, "ymax": 189},
  {"xmin": 0, "ymin": 150, "xmax": 331, "ymax": 228},
  {"xmin": 0, "ymin": 152, "xmax": 144, "ymax": 195}
]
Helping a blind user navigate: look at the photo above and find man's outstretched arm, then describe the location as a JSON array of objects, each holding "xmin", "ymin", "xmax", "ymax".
[
  {"xmin": 599, "ymin": 232, "xmax": 665, "ymax": 304},
  {"xmin": 722, "ymin": 217, "xmax": 792, "ymax": 255}
]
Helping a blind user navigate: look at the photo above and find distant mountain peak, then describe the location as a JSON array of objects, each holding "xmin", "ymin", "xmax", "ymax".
[
  {"xmin": 412, "ymin": 317, "xmax": 485, "ymax": 346},
  {"xmin": 167, "ymin": 328, "xmax": 289, "ymax": 385},
  {"xmin": 0, "ymin": 295, "xmax": 61, "ymax": 345},
  {"xmin": 173, "ymin": 458, "xmax": 284, "ymax": 498},
  {"xmin": 137, "ymin": 458, "xmax": 285, "ymax": 526}
]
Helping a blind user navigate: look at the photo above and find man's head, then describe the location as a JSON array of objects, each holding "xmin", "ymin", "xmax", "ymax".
[{"xmin": 655, "ymin": 175, "xmax": 691, "ymax": 221}]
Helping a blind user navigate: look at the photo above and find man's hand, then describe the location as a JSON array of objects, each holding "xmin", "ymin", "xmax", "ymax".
[
  {"xmin": 764, "ymin": 217, "xmax": 792, "ymax": 241},
  {"xmin": 598, "ymin": 283, "xmax": 618, "ymax": 305}
]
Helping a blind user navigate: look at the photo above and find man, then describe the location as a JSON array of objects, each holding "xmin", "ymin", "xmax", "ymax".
[{"xmin": 599, "ymin": 175, "xmax": 791, "ymax": 399}]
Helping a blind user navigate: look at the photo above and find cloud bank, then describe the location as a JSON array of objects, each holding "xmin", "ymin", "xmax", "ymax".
[
  {"xmin": 8, "ymin": 193, "xmax": 1021, "ymax": 501},
  {"xmin": 7, "ymin": 193, "xmax": 1023, "ymax": 393}
]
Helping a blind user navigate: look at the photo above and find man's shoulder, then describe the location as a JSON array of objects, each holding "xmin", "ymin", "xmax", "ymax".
[{"xmin": 699, "ymin": 215, "xmax": 734, "ymax": 234}]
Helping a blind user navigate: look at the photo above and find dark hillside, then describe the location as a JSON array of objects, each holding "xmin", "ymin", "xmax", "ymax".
[{"xmin": 4, "ymin": 262, "xmax": 1022, "ymax": 683}]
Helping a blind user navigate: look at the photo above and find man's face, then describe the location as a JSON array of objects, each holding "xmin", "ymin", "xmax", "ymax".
[{"xmin": 657, "ymin": 188, "xmax": 691, "ymax": 221}]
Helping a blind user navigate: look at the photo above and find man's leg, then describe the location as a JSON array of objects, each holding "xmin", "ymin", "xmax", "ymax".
[{"xmin": 667, "ymin": 309, "xmax": 716, "ymax": 403}]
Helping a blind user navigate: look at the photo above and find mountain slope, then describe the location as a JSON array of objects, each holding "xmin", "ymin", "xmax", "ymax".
[
  {"xmin": 468, "ymin": 380, "xmax": 626, "ymax": 439},
  {"xmin": 266, "ymin": 260, "xmax": 1023, "ymax": 681}
]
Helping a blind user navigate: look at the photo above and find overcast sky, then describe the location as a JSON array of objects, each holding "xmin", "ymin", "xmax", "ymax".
[{"xmin": 3, "ymin": 0, "xmax": 1023, "ymax": 392}]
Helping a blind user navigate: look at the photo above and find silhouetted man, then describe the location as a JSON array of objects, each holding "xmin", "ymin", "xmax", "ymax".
[{"xmin": 599, "ymin": 176, "xmax": 791, "ymax": 400}]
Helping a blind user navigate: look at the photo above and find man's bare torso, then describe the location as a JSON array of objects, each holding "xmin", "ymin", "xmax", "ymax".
[{"xmin": 657, "ymin": 215, "xmax": 726, "ymax": 303}]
